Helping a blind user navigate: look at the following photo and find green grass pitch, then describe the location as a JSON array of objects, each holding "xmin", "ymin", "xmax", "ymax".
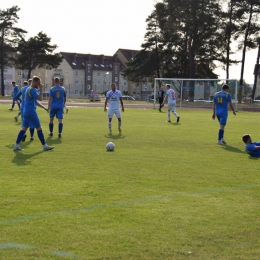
[{"xmin": 0, "ymin": 104, "xmax": 260, "ymax": 259}]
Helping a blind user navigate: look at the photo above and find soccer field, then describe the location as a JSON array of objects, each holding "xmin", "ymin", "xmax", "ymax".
[{"xmin": 1, "ymin": 104, "xmax": 260, "ymax": 260}]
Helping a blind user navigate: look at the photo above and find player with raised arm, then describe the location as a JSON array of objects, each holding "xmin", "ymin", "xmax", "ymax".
[
  {"xmin": 104, "ymin": 83, "xmax": 124, "ymax": 133},
  {"xmin": 48, "ymin": 77, "xmax": 66, "ymax": 138},
  {"xmin": 162, "ymin": 84, "xmax": 180, "ymax": 123},
  {"xmin": 13, "ymin": 76, "xmax": 54, "ymax": 151},
  {"xmin": 212, "ymin": 84, "xmax": 236, "ymax": 145}
]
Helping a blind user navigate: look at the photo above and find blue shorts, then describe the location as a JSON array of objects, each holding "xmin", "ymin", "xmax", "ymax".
[
  {"xmin": 217, "ymin": 114, "xmax": 227, "ymax": 126},
  {"xmin": 22, "ymin": 113, "xmax": 41, "ymax": 129},
  {"xmin": 50, "ymin": 108, "xmax": 63, "ymax": 119}
]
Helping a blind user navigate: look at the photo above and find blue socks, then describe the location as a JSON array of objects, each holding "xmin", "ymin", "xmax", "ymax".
[
  {"xmin": 218, "ymin": 129, "xmax": 224, "ymax": 140},
  {"xmin": 58, "ymin": 123, "xmax": 63, "ymax": 134},
  {"xmin": 16, "ymin": 130, "xmax": 26, "ymax": 144},
  {"xmin": 37, "ymin": 130, "xmax": 45, "ymax": 145}
]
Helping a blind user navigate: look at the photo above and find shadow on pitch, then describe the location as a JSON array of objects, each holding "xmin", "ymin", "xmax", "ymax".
[
  {"xmin": 105, "ymin": 132, "xmax": 125, "ymax": 140},
  {"xmin": 46, "ymin": 136, "xmax": 62, "ymax": 144},
  {"xmin": 9, "ymin": 148, "xmax": 45, "ymax": 166},
  {"xmin": 220, "ymin": 145, "xmax": 246, "ymax": 154}
]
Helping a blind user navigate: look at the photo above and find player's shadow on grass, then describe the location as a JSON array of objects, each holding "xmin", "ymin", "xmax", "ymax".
[
  {"xmin": 167, "ymin": 122, "xmax": 181, "ymax": 126},
  {"xmin": 221, "ymin": 145, "xmax": 246, "ymax": 154},
  {"xmin": 46, "ymin": 137, "xmax": 62, "ymax": 144},
  {"xmin": 7, "ymin": 145, "xmax": 45, "ymax": 166},
  {"xmin": 105, "ymin": 133, "xmax": 125, "ymax": 140}
]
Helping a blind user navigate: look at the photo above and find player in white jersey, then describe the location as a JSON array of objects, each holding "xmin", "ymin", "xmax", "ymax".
[
  {"xmin": 162, "ymin": 84, "xmax": 180, "ymax": 123},
  {"xmin": 104, "ymin": 83, "xmax": 124, "ymax": 133}
]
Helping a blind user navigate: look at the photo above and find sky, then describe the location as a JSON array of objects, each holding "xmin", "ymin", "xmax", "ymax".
[{"xmin": 2, "ymin": 0, "xmax": 258, "ymax": 84}]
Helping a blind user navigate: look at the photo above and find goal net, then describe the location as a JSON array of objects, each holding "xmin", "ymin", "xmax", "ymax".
[{"xmin": 153, "ymin": 78, "xmax": 238, "ymax": 110}]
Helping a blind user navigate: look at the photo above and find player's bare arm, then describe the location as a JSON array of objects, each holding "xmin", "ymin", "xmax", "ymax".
[
  {"xmin": 229, "ymin": 102, "xmax": 236, "ymax": 115},
  {"xmin": 104, "ymin": 99, "xmax": 108, "ymax": 112},
  {"xmin": 120, "ymin": 98, "xmax": 124, "ymax": 112}
]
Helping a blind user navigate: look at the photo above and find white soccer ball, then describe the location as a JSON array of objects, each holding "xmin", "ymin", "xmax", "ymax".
[{"xmin": 106, "ymin": 142, "xmax": 115, "ymax": 151}]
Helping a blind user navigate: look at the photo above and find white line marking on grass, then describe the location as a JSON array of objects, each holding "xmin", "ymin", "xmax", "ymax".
[
  {"xmin": 0, "ymin": 243, "xmax": 78, "ymax": 258},
  {"xmin": 0, "ymin": 184, "xmax": 259, "ymax": 226}
]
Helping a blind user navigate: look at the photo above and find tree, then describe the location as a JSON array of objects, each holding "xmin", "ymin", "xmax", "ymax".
[
  {"xmin": 234, "ymin": 0, "xmax": 260, "ymax": 102},
  {"xmin": 0, "ymin": 6, "xmax": 26, "ymax": 96},
  {"xmin": 16, "ymin": 31, "xmax": 63, "ymax": 80}
]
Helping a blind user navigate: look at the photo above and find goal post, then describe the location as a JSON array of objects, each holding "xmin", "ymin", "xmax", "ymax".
[{"xmin": 153, "ymin": 78, "xmax": 238, "ymax": 111}]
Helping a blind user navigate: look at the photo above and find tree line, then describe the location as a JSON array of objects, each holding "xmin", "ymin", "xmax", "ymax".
[
  {"xmin": 0, "ymin": 6, "xmax": 62, "ymax": 96},
  {"xmin": 123, "ymin": 0, "xmax": 260, "ymax": 101}
]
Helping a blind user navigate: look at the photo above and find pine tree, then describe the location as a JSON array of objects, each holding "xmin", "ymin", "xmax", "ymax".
[{"xmin": 0, "ymin": 6, "xmax": 26, "ymax": 96}]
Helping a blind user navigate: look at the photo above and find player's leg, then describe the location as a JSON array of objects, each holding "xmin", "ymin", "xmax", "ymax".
[
  {"xmin": 57, "ymin": 116, "xmax": 63, "ymax": 138},
  {"xmin": 217, "ymin": 115, "xmax": 226, "ymax": 145},
  {"xmin": 115, "ymin": 110, "xmax": 122, "ymax": 133},
  {"xmin": 9, "ymin": 100, "xmax": 15, "ymax": 110},
  {"xmin": 107, "ymin": 109, "xmax": 113, "ymax": 133},
  {"xmin": 13, "ymin": 121, "xmax": 28, "ymax": 151},
  {"xmin": 57, "ymin": 109, "xmax": 64, "ymax": 137},
  {"xmin": 28, "ymin": 115, "xmax": 54, "ymax": 151},
  {"xmin": 14, "ymin": 111, "xmax": 21, "ymax": 122},
  {"xmin": 49, "ymin": 108, "xmax": 55, "ymax": 136},
  {"xmin": 167, "ymin": 103, "xmax": 172, "ymax": 122},
  {"xmin": 30, "ymin": 128, "xmax": 35, "ymax": 140},
  {"xmin": 171, "ymin": 105, "xmax": 180, "ymax": 122}
]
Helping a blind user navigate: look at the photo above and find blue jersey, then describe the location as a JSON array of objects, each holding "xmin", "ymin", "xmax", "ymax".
[
  {"xmin": 213, "ymin": 90, "xmax": 232, "ymax": 116},
  {"xmin": 49, "ymin": 86, "xmax": 66, "ymax": 109},
  {"xmin": 13, "ymin": 85, "xmax": 19, "ymax": 100},
  {"xmin": 16, "ymin": 85, "xmax": 29, "ymax": 110},
  {"xmin": 245, "ymin": 142, "xmax": 260, "ymax": 157},
  {"xmin": 23, "ymin": 87, "xmax": 39, "ymax": 116}
]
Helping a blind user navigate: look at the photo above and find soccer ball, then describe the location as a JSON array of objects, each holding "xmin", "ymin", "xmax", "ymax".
[{"xmin": 106, "ymin": 142, "xmax": 115, "ymax": 151}]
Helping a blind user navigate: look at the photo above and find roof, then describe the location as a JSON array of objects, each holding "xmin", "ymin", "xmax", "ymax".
[
  {"xmin": 116, "ymin": 48, "xmax": 139, "ymax": 61},
  {"xmin": 60, "ymin": 52, "xmax": 124, "ymax": 71}
]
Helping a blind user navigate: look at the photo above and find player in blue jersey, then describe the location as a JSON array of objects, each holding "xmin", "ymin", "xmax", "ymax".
[
  {"xmin": 48, "ymin": 77, "xmax": 66, "ymax": 138},
  {"xmin": 212, "ymin": 84, "xmax": 236, "ymax": 145},
  {"xmin": 14, "ymin": 79, "xmax": 37, "ymax": 141},
  {"xmin": 13, "ymin": 76, "xmax": 54, "ymax": 151},
  {"xmin": 242, "ymin": 134, "xmax": 260, "ymax": 157},
  {"xmin": 9, "ymin": 81, "xmax": 21, "ymax": 111},
  {"xmin": 104, "ymin": 83, "xmax": 124, "ymax": 133}
]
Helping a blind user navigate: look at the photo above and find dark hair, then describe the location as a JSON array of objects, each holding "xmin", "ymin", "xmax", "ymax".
[
  {"xmin": 242, "ymin": 134, "xmax": 250, "ymax": 143},
  {"xmin": 12, "ymin": 81, "xmax": 15, "ymax": 84},
  {"xmin": 24, "ymin": 81, "xmax": 28, "ymax": 85},
  {"xmin": 222, "ymin": 84, "xmax": 230, "ymax": 90}
]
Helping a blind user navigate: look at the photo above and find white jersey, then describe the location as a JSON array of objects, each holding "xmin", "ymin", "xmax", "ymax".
[
  {"xmin": 166, "ymin": 88, "xmax": 176, "ymax": 103},
  {"xmin": 106, "ymin": 90, "xmax": 122, "ymax": 110}
]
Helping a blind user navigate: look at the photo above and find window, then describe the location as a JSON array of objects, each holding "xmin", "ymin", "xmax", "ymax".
[
  {"xmin": 97, "ymin": 72, "xmax": 100, "ymax": 77},
  {"xmin": 75, "ymin": 90, "xmax": 79, "ymax": 95},
  {"xmin": 75, "ymin": 81, "xmax": 79, "ymax": 86},
  {"xmin": 75, "ymin": 71, "xmax": 78, "ymax": 76},
  {"xmin": 17, "ymin": 71, "xmax": 21, "ymax": 76},
  {"xmin": 115, "ymin": 65, "xmax": 118, "ymax": 74},
  {"xmin": 115, "ymin": 77, "xmax": 118, "ymax": 82},
  {"xmin": 87, "ymin": 65, "xmax": 91, "ymax": 73},
  {"xmin": 97, "ymin": 82, "xmax": 100, "ymax": 87},
  {"xmin": 87, "ymin": 76, "xmax": 91, "ymax": 81}
]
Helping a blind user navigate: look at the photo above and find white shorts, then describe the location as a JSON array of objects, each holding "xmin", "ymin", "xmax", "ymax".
[
  {"xmin": 107, "ymin": 108, "xmax": 121, "ymax": 118},
  {"xmin": 168, "ymin": 101, "xmax": 176, "ymax": 111}
]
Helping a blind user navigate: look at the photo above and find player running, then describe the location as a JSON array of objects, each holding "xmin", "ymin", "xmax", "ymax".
[
  {"xmin": 48, "ymin": 77, "xmax": 66, "ymax": 138},
  {"xmin": 104, "ymin": 83, "xmax": 124, "ymax": 133}
]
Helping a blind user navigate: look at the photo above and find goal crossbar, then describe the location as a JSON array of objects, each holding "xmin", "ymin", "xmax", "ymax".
[{"xmin": 153, "ymin": 78, "xmax": 238, "ymax": 110}]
